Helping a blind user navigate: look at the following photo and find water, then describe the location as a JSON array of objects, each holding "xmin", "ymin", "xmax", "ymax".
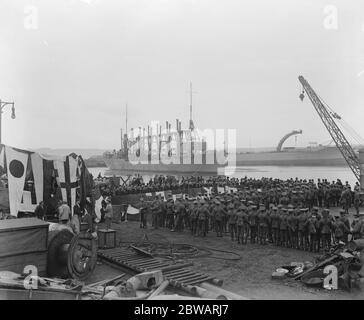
[{"xmin": 88, "ymin": 165, "xmax": 358, "ymax": 187}]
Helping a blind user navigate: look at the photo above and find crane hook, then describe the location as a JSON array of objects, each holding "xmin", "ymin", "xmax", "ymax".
[{"xmin": 299, "ymin": 90, "xmax": 305, "ymax": 101}]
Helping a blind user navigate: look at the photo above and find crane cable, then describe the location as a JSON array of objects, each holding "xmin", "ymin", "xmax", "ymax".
[{"xmin": 315, "ymin": 92, "xmax": 364, "ymax": 146}]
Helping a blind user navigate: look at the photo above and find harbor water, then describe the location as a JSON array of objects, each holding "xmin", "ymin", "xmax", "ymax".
[{"xmin": 88, "ymin": 165, "xmax": 358, "ymax": 187}]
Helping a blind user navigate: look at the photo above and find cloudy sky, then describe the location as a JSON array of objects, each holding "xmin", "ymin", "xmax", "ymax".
[{"xmin": 1, "ymin": 0, "xmax": 364, "ymax": 150}]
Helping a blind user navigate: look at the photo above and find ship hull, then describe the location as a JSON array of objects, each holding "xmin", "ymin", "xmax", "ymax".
[
  {"xmin": 104, "ymin": 147, "xmax": 354, "ymax": 172},
  {"xmin": 236, "ymin": 147, "xmax": 350, "ymax": 166},
  {"xmin": 103, "ymin": 158, "xmax": 224, "ymax": 174}
]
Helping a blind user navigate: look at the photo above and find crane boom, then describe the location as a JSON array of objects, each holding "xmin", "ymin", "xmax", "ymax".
[{"xmin": 298, "ymin": 76, "xmax": 360, "ymax": 182}]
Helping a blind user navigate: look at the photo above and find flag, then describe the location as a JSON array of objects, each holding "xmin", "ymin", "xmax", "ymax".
[
  {"xmin": 54, "ymin": 156, "xmax": 79, "ymax": 213},
  {"xmin": 1, "ymin": 144, "xmax": 94, "ymax": 217},
  {"xmin": 204, "ymin": 187, "xmax": 212, "ymax": 196},
  {"xmin": 94, "ymin": 195, "xmax": 103, "ymax": 222},
  {"xmin": 218, "ymin": 187, "xmax": 225, "ymax": 194},
  {"xmin": 6, "ymin": 146, "xmax": 29, "ymax": 216},
  {"xmin": 0, "ymin": 145, "xmax": 5, "ymax": 172},
  {"xmin": 127, "ymin": 205, "xmax": 140, "ymax": 215},
  {"xmin": 30, "ymin": 153, "xmax": 44, "ymax": 206}
]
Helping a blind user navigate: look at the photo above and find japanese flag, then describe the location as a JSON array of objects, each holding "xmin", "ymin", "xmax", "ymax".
[{"xmin": 6, "ymin": 146, "xmax": 29, "ymax": 216}]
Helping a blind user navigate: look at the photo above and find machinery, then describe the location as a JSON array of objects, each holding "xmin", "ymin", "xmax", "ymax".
[
  {"xmin": 47, "ymin": 223, "xmax": 98, "ymax": 281},
  {"xmin": 298, "ymin": 76, "xmax": 362, "ymax": 186}
]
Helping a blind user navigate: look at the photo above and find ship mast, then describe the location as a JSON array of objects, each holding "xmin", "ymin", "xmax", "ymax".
[
  {"xmin": 189, "ymin": 81, "xmax": 195, "ymax": 131},
  {"xmin": 126, "ymin": 103, "xmax": 128, "ymax": 134}
]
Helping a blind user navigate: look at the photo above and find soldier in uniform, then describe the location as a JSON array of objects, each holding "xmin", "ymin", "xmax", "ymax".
[
  {"xmin": 271, "ymin": 206, "xmax": 280, "ymax": 245},
  {"xmin": 174, "ymin": 198, "xmax": 184, "ymax": 232},
  {"xmin": 297, "ymin": 208, "xmax": 308, "ymax": 250},
  {"xmin": 227, "ymin": 201, "xmax": 238, "ymax": 241},
  {"xmin": 258, "ymin": 207, "xmax": 268, "ymax": 245},
  {"xmin": 334, "ymin": 214, "xmax": 350, "ymax": 243},
  {"xmin": 151, "ymin": 195, "xmax": 161, "ymax": 229},
  {"xmin": 249, "ymin": 206, "xmax": 258, "ymax": 244},
  {"xmin": 214, "ymin": 200, "xmax": 225, "ymax": 237},
  {"xmin": 190, "ymin": 201, "xmax": 199, "ymax": 236},
  {"xmin": 340, "ymin": 187, "xmax": 351, "ymax": 215},
  {"xmin": 159, "ymin": 197, "xmax": 167, "ymax": 228},
  {"xmin": 183, "ymin": 197, "xmax": 193, "ymax": 231},
  {"xmin": 351, "ymin": 212, "xmax": 364, "ymax": 240},
  {"xmin": 139, "ymin": 197, "xmax": 148, "ymax": 229},
  {"xmin": 319, "ymin": 209, "xmax": 333, "ymax": 251},
  {"xmin": 279, "ymin": 208, "xmax": 288, "ymax": 247},
  {"xmin": 236, "ymin": 207, "xmax": 244, "ymax": 244},
  {"xmin": 197, "ymin": 200, "xmax": 209, "ymax": 237},
  {"xmin": 305, "ymin": 212, "xmax": 318, "ymax": 252},
  {"xmin": 339, "ymin": 210, "xmax": 351, "ymax": 243},
  {"xmin": 241, "ymin": 206, "xmax": 250, "ymax": 244},
  {"xmin": 353, "ymin": 189, "xmax": 361, "ymax": 217},
  {"xmin": 279, "ymin": 192, "xmax": 289, "ymax": 207},
  {"xmin": 166, "ymin": 196, "xmax": 175, "ymax": 230},
  {"xmin": 286, "ymin": 208, "xmax": 295, "ymax": 248},
  {"xmin": 266, "ymin": 205, "xmax": 273, "ymax": 243},
  {"xmin": 291, "ymin": 209, "xmax": 299, "ymax": 249}
]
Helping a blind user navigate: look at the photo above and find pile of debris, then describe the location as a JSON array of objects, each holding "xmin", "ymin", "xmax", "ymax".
[
  {"xmin": 84, "ymin": 270, "xmax": 247, "ymax": 300},
  {"xmin": 272, "ymin": 240, "xmax": 364, "ymax": 291},
  {"xmin": 0, "ymin": 268, "xmax": 247, "ymax": 300}
]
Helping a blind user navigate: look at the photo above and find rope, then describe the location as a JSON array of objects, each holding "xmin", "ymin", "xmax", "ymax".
[{"xmin": 315, "ymin": 92, "xmax": 364, "ymax": 146}]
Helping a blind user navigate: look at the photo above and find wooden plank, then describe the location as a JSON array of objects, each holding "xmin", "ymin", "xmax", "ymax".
[{"xmin": 293, "ymin": 255, "xmax": 339, "ymax": 280}]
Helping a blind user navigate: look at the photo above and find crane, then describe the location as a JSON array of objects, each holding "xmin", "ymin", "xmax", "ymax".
[{"xmin": 298, "ymin": 75, "xmax": 361, "ymax": 182}]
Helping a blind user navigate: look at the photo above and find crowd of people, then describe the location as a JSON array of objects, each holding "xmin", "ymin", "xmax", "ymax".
[
  {"xmin": 98, "ymin": 174, "xmax": 363, "ymax": 215},
  {"xmin": 97, "ymin": 173, "xmax": 208, "ymax": 195},
  {"xmin": 108, "ymin": 175, "xmax": 364, "ymax": 253}
]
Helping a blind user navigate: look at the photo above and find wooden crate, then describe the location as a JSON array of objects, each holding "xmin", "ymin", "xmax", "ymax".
[
  {"xmin": 97, "ymin": 229, "xmax": 116, "ymax": 249},
  {"xmin": 0, "ymin": 218, "xmax": 49, "ymax": 276}
]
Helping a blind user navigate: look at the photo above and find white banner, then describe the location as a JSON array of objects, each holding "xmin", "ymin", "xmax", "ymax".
[{"xmin": 127, "ymin": 205, "xmax": 140, "ymax": 215}]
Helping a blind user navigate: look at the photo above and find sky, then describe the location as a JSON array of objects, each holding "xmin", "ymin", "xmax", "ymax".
[{"xmin": 1, "ymin": 0, "xmax": 364, "ymax": 150}]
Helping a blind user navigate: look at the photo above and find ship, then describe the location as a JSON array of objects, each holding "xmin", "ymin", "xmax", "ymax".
[
  {"xmin": 235, "ymin": 130, "xmax": 361, "ymax": 167},
  {"xmin": 102, "ymin": 123, "xmax": 227, "ymax": 174},
  {"xmin": 103, "ymin": 83, "xmax": 228, "ymax": 175}
]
